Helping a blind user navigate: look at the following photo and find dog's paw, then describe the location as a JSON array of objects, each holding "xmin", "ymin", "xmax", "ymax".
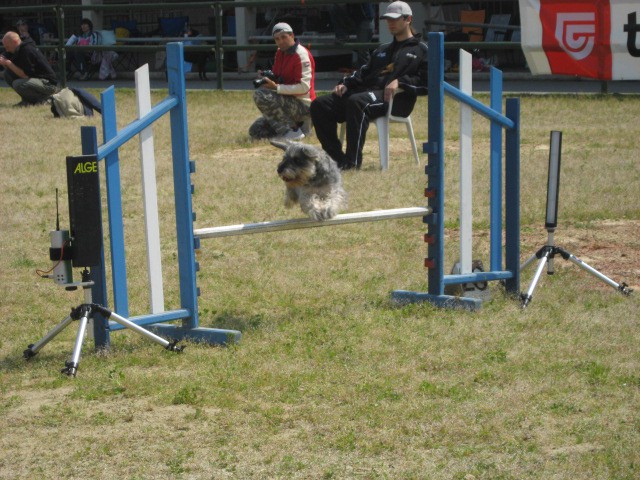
[{"xmin": 308, "ymin": 207, "xmax": 337, "ymax": 221}]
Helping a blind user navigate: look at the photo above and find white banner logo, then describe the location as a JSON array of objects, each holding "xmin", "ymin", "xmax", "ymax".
[{"xmin": 555, "ymin": 12, "xmax": 596, "ymax": 60}]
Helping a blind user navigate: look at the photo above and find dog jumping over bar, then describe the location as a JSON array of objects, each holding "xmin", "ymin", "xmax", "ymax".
[{"xmin": 272, "ymin": 141, "xmax": 347, "ymax": 221}]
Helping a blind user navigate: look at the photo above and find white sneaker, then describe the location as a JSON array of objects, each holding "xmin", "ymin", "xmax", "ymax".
[
  {"xmin": 300, "ymin": 118, "xmax": 313, "ymax": 135},
  {"xmin": 274, "ymin": 128, "xmax": 305, "ymax": 142}
]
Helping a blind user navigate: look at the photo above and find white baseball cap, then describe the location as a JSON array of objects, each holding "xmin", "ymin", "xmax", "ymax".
[
  {"xmin": 380, "ymin": 1, "xmax": 413, "ymax": 19},
  {"xmin": 272, "ymin": 22, "xmax": 293, "ymax": 36}
]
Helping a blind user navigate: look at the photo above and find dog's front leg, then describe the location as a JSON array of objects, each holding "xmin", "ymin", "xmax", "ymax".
[
  {"xmin": 301, "ymin": 193, "xmax": 335, "ymax": 221},
  {"xmin": 284, "ymin": 187, "xmax": 299, "ymax": 208}
]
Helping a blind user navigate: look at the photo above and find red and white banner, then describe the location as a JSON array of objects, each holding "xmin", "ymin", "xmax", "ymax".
[{"xmin": 519, "ymin": 0, "xmax": 640, "ymax": 80}]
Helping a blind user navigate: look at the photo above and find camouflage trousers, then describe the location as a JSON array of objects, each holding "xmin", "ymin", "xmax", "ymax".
[
  {"xmin": 249, "ymin": 89, "xmax": 310, "ymax": 139},
  {"xmin": 4, "ymin": 70, "xmax": 58, "ymax": 105}
]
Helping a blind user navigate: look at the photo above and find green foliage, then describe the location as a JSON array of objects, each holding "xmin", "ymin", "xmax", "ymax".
[
  {"xmin": 172, "ymin": 384, "xmax": 202, "ymax": 405},
  {"xmin": 166, "ymin": 449, "xmax": 194, "ymax": 475}
]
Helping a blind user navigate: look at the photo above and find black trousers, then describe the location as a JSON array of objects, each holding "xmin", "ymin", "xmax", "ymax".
[{"xmin": 310, "ymin": 89, "xmax": 415, "ymax": 168}]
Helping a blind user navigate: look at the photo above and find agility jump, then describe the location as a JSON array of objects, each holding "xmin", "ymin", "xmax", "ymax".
[{"xmin": 78, "ymin": 32, "xmax": 520, "ymax": 350}]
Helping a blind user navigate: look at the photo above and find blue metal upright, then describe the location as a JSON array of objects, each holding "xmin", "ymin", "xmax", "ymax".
[
  {"xmin": 101, "ymin": 87, "xmax": 129, "ymax": 318},
  {"xmin": 392, "ymin": 32, "xmax": 521, "ymax": 309},
  {"xmin": 166, "ymin": 43, "xmax": 199, "ymax": 330},
  {"xmin": 489, "ymin": 68, "xmax": 503, "ymax": 272},
  {"xmin": 80, "ymin": 126, "xmax": 110, "ymax": 348},
  {"xmin": 504, "ymin": 98, "xmax": 521, "ymax": 294},
  {"xmin": 426, "ymin": 27, "xmax": 446, "ymax": 299}
]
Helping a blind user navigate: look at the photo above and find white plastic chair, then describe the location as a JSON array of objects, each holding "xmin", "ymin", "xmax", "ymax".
[{"xmin": 340, "ymin": 90, "xmax": 420, "ymax": 170}]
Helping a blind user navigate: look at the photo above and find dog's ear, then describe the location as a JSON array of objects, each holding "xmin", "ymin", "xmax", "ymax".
[
  {"xmin": 270, "ymin": 140, "xmax": 289, "ymax": 151},
  {"xmin": 300, "ymin": 144, "xmax": 321, "ymax": 160}
]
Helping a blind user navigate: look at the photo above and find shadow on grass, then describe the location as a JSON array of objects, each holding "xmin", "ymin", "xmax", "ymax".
[{"xmin": 201, "ymin": 310, "xmax": 265, "ymax": 333}]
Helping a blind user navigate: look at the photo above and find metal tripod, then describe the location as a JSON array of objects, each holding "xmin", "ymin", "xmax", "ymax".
[
  {"xmin": 24, "ymin": 270, "xmax": 184, "ymax": 376},
  {"xmin": 520, "ymin": 229, "xmax": 632, "ymax": 308}
]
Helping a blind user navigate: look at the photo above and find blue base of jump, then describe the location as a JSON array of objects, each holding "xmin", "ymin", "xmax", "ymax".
[
  {"xmin": 144, "ymin": 324, "xmax": 242, "ymax": 345},
  {"xmin": 391, "ymin": 290, "xmax": 483, "ymax": 311}
]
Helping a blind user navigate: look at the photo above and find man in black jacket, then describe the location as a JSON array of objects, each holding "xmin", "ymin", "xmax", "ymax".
[
  {"xmin": 0, "ymin": 31, "xmax": 58, "ymax": 107},
  {"xmin": 310, "ymin": 1, "xmax": 428, "ymax": 170}
]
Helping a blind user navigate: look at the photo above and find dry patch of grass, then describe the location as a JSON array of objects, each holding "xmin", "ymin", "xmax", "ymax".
[{"xmin": 0, "ymin": 88, "xmax": 638, "ymax": 479}]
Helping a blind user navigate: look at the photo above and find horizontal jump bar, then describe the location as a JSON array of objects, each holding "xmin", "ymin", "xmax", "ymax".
[{"xmin": 195, "ymin": 207, "xmax": 432, "ymax": 239}]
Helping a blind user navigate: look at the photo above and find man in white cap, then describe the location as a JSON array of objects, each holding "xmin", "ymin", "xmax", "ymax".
[
  {"xmin": 310, "ymin": 1, "xmax": 428, "ymax": 169},
  {"xmin": 249, "ymin": 22, "xmax": 316, "ymax": 141}
]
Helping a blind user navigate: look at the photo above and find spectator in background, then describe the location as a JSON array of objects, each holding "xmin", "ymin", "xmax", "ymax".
[
  {"xmin": 248, "ymin": 22, "xmax": 316, "ymax": 141},
  {"xmin": 66, "ymin": 18, "xmax": 99, "ymax": 80},
  {"xmin": 330, "ymin": 3, "xmax": 375, "ymax": 69},
  {"xmin": 310, "ymin": 1, "xmax": 428, "ymax": 170},
  {"xmin": 0, "ymin": 31, "xmax": 58, "ymax": 107},
  {"xmin": 15, "ymin": 19, "xmax": 37, "ymax": 46},
  {"xmin": 66, "ymin": 18, "xmax": 117, "ymax": 81}
]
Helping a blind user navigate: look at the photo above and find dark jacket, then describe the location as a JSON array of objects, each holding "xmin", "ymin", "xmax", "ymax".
[
  {"xmin": 9, "ymin": 41, "xmax": 58, "ymax": 84},
  {"xmin": 71, "ymin": 87, "xmax": 102, "ymax": 115},
  {"xmin": 342, "ymin": 34, "xmax": 428, "ymax": 100}
]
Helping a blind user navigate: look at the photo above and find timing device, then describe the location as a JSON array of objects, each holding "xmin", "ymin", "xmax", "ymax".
[{"xmin": 25, "ymin": 155, "xmax": 184, "ymax": 377}]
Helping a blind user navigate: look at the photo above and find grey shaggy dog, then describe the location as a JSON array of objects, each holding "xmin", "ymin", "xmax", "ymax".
[{"xmin": 272, "ymin": 140, "xmax": 347, "ymax": 221}]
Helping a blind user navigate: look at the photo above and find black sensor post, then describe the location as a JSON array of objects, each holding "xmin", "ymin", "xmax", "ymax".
[
  {"xmin": 66, "ymin": 155, "xmax": 103, "ymax": 268},
  {"xmin": 545, "ymin": 131, "xmax": 562, "ymax": 230}
]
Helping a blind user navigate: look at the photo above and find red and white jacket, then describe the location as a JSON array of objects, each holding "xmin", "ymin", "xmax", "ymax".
[{"xmin": 272, "ymin": 40, "xmax": 316, "ymax": 105}]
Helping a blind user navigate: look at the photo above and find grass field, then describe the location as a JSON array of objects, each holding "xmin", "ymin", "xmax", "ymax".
[{"xmin": 0, "ymin": 86, "xmax": 639, "ymax": 479}]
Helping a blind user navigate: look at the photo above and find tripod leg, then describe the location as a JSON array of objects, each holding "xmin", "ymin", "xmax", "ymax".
[
  {"xmin": 520, "ymin": 252, "xmax": 539, "ymax": 271},
  {"xmin": 560, "ymin": 248, "xmax": 633, "ymax": 296},
  {"xmin": 104, "ymin": 309, "xmax": 184, "ymax": 352},
  {"xmin": 24, "ymin": 315, "xmax": 74, "ymax": 359},
  {"xmin": 62, "ymin": 309, "xmax": 90, "ymax": 377},
  {"xmin": 521, "ymin": 250, "xmax": 550, "ymax": 308}
]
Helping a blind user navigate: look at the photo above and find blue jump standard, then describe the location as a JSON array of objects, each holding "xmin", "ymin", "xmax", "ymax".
[
  {"xmin": 82, "ymin": 43, "xmax": 240, "ymax": 349},
  {"xmin": 391, "ymin": 32, "xmax": 521, "ymax": 310}
]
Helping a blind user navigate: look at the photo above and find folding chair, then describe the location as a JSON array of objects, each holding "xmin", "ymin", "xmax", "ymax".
[
  {"xmin": 483, "ymin": 14, "xmax": 512, "ymax": 66},
  {"xmin": 111, "ymin": 20, "xmax": 140, "ymax": 71},
  {"xmin": 159, "ymin": 16, "xmax": 189, "ymax": 37},
  {"xmin": 484, "ymin": 14, "xmax": 511, "ymax": 42},
  {"xmin": 375, "ymin": 92, "xmax": 420, "ymax": 170},
  {"xmin": 339, "ymin": 91, "xmax": 420, "ymax": 170}
]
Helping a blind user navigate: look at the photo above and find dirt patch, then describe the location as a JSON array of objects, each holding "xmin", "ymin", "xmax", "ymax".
[{"xmin": 521, "ymin": 219, "xmax": 640, "ymax": 292}]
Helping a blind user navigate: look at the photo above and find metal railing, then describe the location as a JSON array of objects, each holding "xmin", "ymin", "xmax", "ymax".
[{"xmin": 1, "ymin": 1, "xmax": 523, "ymax": 90}]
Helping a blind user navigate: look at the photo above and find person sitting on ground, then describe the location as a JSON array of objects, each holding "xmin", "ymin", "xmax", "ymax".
[
  {"xmin": 310, "ymin": 1, "xmax": 428, "ymax": 170},
  {"xmin": 0, "ymin": 31, "xmax": 58, "ymax": 107},
  {"xmin": 248, "ymin": 22, "xmax": 316, "ymax": 142}
]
